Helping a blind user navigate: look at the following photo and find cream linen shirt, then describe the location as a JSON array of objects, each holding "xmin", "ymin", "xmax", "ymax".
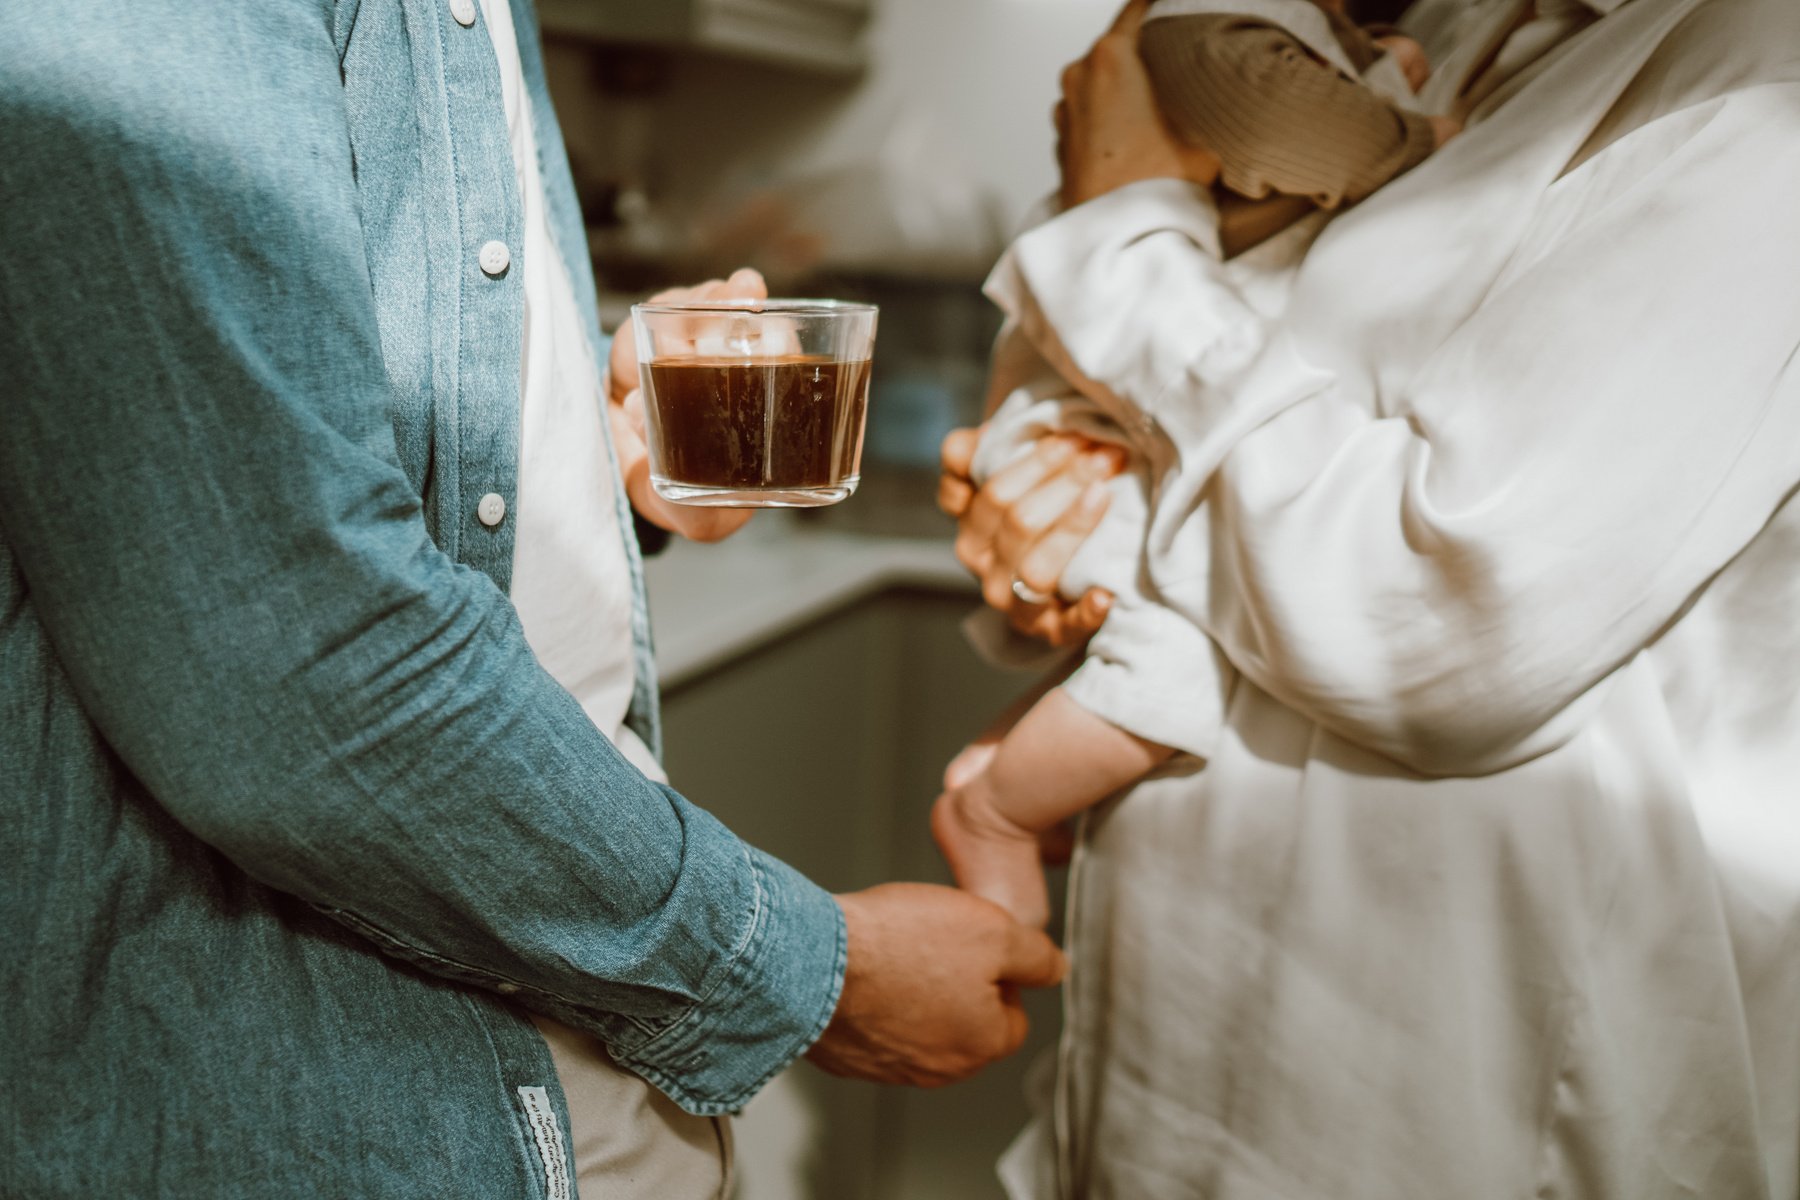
[{"xmin": 995, "ymin": 0, "xmax": 1800, "ymax": 1194}]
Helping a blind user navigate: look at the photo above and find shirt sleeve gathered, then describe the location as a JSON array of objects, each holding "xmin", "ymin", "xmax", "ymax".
[
  {"xmin": 0, "ymin": 6, "xmax": 842, "ymax": 1115},
  {"xmin": 1000, "ymin": 90, "xmax": 1800, "ymax": 777}
]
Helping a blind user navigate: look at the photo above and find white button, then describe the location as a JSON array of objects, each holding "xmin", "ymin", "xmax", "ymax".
[
  {"xmin": 478, "ymin": 240, "xmax": 511, "ymax": 277},
  {"xmin": 495, "ymin": 982, "xmax": 520, "ymax": 995},
  {"xmin": 477, "ymin": 492, "xmax": 506, "ymax": 527},
  {"xmin": 450, "ymin": 0, "xmax": 477, "ymax": 26}
]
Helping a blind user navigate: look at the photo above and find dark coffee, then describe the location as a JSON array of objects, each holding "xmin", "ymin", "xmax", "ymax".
[{"xmin": 643, "ymin": 356, "xmax": 871, "ymax": 491}]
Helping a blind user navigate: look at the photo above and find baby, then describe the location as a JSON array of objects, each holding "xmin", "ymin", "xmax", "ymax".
[{"xmin": 934, "ymin": 0, "xmax": 1456, "ymax": 929}]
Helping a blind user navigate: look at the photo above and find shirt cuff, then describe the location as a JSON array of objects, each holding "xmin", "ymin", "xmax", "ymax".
[
  {"xmin": 607, "ymin": 846, "xmax": 848, "ymax": 1116},
  {"xmin": 1062, "ymin": 644, "xmax": 1224, "ymax": 762}
]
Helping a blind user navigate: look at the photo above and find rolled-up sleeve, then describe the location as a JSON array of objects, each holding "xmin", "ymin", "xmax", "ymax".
[{"xmin": 0, "ymin": 4, "xmax": 842, "ymax": 1114}]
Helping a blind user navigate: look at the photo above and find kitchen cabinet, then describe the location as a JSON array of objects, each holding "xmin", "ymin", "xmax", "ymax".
[
  {"xmin": 658, "ymin": 581, "xmax": 1061, "ymax": 1200},
  {"xmin": 538, "ymin": 0, "xmax": 873, "ymax": 76}
]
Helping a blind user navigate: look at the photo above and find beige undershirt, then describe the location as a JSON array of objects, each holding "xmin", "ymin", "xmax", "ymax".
[{"xmin": 476, "ymin": 1, "xmax": 730, "ymax": 1196}]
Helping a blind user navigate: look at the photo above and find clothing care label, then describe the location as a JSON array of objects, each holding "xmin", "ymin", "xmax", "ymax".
[{"xmin": 517, "ymin": 1086, "xmax": 573, "ymax": 1200}]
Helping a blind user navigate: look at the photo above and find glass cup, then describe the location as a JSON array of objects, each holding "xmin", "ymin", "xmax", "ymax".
[{"xmin": 631, "ymin": 298, "xmax": 879, "ymax": 507}]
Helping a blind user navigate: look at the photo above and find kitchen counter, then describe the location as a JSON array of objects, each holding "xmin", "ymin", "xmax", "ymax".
[{"xmin": 643, "ymin": 517, "xmax": 976, "ymax": 689}]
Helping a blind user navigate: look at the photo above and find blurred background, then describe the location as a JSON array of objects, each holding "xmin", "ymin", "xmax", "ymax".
[{"xmin": 533, "ymin": 1, "xmax": 1119, "ymax": 1196}]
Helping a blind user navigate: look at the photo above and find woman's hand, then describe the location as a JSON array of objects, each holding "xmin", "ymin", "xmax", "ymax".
[
  {"xmin": 1055, "ymin": 0, "xmax": 1221, "ymax": 210},
  {"xmin": 606, "ymin": 269, "xmax": 768, "ymax": 544},
  {"xmin": 938, "ymin": 427, "xmax": 1123, "ymax": 647}
]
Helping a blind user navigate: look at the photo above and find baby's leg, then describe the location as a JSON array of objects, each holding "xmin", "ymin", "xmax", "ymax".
[{"xmin": 933, "ymin": 687, "xmax": 1172, "ymax": 928}]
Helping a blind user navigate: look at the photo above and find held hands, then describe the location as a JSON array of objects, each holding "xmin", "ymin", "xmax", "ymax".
[
  {"xmin": 939, "ymin": 427, "xmax": 1123, "ymax": 647},
  {"xmin": 1055, "ymin": 0, "xmax": 1222, "ymax": 210},
  {"xmin": 605, "ymin": 269, "xmax": 770, "ymax": 543},
  {"xmin": 806, "ymin": 883, "xmax": 1065, "ymax": 1086}
]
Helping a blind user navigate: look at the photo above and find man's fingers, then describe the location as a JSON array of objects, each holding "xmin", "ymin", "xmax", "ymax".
[
  {"xmin": 1000, "ymin": 996, "xmax": 1031, "ymax": 1058},
  {"xmin": 999, "ymin": 922, "xmax": 1067, "ymax": 989},
  {"xmin": 721, "ymin": 266, "xmax": 769, "ymax": 299}
]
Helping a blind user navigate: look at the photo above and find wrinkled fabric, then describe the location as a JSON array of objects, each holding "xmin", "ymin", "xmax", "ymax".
[
  {"xmin": 0, "ymin": 1, "xmax": 846, "ymax": 1195},
  {"xmin": 996, "ymin": 0, "xmax": 1800, "ymax": 1194}
]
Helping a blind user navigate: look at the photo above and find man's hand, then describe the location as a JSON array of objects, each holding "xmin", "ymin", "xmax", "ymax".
[
  {"xmin": 938, "ymin": 426, "xmax": 1122, "ymax": 647},
  {"xmin": 1056, "ymin": 0, "xmax": 1221, "ymax": 209},
  {"xmin": 806, "ymin": 883, "xmax": 1065, "ymax": 1087},
  {"xmin": 606, "ymin": 268, "xmax": 769, "ymax": 544}
]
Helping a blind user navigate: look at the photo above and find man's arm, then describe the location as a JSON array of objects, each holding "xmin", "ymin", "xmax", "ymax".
[{"xmin": 0, "ymin": 5, "xmax": 845, "ymax": 1114}]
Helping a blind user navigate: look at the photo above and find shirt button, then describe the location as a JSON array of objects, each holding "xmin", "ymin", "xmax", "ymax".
[
  {"xmin": 495, "ymin": 982, "xmax": 520, "ymax": 995},
  {"xmin": 478, "ymin": 240, "xmax": 511, "ymax": 278},
  {"xmin": 450, "ymin": 0, "xmax": 477, "ymax": 26},
  {"xmin": 477, "ymin": 492, "xmax": 507, "ymax": 527}
]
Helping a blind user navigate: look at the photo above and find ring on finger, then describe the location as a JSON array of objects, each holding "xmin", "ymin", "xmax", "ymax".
[{"xmin": 1011, "ymin": 577, "xmax": 1054, "ymax": 606}]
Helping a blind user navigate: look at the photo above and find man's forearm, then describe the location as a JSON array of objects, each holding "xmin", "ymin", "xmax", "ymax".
[{"xmin": 0, "ymin": 14, "xmax": 842, "ymax": 1110}]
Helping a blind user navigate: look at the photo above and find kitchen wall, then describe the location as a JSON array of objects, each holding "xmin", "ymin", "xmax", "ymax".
[{"xmin": 544, "ymin": 0, "xmax": 1120, "ymax": 279}]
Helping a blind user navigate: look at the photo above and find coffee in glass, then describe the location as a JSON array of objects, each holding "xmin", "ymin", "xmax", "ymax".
[{"xmin": 631, "ymin": 299, "xmax": 879, "ymax": 507}]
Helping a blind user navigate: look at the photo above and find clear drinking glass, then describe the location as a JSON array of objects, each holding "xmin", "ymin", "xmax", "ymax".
[{"xmin": 631, "ymin": 298, "xmax": 879, "ymax": 507}]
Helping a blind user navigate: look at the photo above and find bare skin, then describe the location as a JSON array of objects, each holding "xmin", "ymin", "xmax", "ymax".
[
  {"xmin": 1054, "ymin": 0, "xmax": 1221, "ymax": 210},
  {"xmin": 808, "ymin": 884, "xmax": 1065, "ymax": 1086},
  {"xmin": 938, "ymin": 428, "xmax": 1124, "ymax": 647},
  {"xmin": 605, "ymin": 268, "xmax": 769, "ymax": 544},
  {"xmin": 933, "ymin": 689, "xmax": 1170, "ymax": 929}
]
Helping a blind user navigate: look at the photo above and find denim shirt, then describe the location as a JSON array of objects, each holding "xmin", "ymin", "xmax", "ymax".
[{"xmin": 0, "ymin": 0, "xmax": 846, "ymax": 1194}]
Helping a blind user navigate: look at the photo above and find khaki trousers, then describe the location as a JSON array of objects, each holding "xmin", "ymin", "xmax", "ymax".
[{"xmin": 533, "ymin": 1015, "xmax": 734, "ymax": 1200}]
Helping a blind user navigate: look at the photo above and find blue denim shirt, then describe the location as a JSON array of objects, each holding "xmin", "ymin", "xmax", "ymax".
[{"xmin": 0, "ymin": 0, "xmax": 847, "ymax": 1194}]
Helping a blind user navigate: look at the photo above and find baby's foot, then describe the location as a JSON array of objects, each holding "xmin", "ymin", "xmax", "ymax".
[{"xmin": 931, "ymin": 780, "xmax": 1052, "ymax": 929}]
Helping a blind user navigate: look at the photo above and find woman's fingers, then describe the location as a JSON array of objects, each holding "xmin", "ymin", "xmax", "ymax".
[
  {"xmin": 954, "ymin": 438, "xmax": 1078, "ymax": 579},
  {"xmin": 991, "ymin": 469, "xmax": 1091, "ymax": 580},
  {"xmin": 939, "ymin": 426, "xmax": 983, "ymax": 517},
  {"xmin": 939, "ymin": 424, "xmax": 1126, "ymax": 648},
  {"xmin": 1012, "ymin": 480, "xmax": 1110, "ymax": 599}
]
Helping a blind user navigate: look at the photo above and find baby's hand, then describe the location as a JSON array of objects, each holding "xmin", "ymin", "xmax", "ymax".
[{"xmin": 931, "ymin": 776, "xmax": 1053, "ymax": 930}]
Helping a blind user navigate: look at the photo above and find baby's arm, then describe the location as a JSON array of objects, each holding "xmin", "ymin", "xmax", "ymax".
[{"xmin": 932, "ymin": 687, "xmax": 1171, "ymax": 929}]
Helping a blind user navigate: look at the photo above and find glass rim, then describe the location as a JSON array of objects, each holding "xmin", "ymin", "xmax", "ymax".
[{"xmin": 630, "ymin": 297, "xmax": 878, "ymax": 317}]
